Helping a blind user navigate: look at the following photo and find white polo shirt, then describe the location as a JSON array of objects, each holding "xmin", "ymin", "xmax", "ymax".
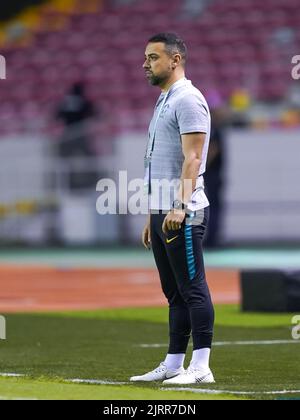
[{"xmin": 145, "ymin": 77, "xmax": 211, "ymax": 211}]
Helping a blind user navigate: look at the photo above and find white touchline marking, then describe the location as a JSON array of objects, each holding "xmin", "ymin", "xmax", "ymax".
[
  {"xmin": 213, "ymin": 340, "xmax": 300, "ymax": 346},
  {"xmin": 0, "ymin": 373, "xmax": 298, "ymax": 397},
  {"xmin": 162, "ymin": 388, "xmax": 223, "ymax": 395},
  {"xmin": 0, "ymin": 373, "xmax": 25, "ymax": 377},
  {"xmin": 162, "ymin": 387, "xmax": 300, "ymax": 396},
  {"xmin": 67, "ymin": 379, "xmax": 130, "ymax": 385},
  {"xmin": 0, "ymin": 396, "xmax": 38, "ymax": 400},
  {"xmin": 0, "ymin": 373, "xmax": 130, "ymax": 386},
  {"xmin": 137, "ymin": 339, "xmax": 300, "ymax": 348}
]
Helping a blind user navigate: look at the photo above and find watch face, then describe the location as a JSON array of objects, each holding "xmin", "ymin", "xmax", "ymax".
[{"xmin": 173, "ymin": 200, "xmax": 182, "ymax": 209}]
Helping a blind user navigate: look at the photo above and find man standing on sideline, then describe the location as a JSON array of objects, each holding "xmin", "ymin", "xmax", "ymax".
[{"xmin": 130, "ymin": 33, "xmax": 215, "ymax": 385}]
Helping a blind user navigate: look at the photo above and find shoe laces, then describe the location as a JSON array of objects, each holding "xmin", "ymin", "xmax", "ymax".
[
  {"xmin": 186, "ymin": 366, "xmax": 207, "ymax": 375},
  {"xmin": 153, "ymin": 362, "xmax": 167, "ymax": 374},
  {"xmin": 186, "ymin": 366, "xmax": 198, "ymax": 375}
]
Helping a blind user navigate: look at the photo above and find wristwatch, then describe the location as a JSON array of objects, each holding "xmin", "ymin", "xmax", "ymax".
[{"xmin": 172, "ymin": 200, "xmax": 187, "ymax": 211}]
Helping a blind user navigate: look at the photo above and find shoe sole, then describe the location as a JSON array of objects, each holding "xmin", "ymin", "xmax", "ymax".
[
  {"xmin": 162, "ymin": 373, "xmax": 215, "ymax": 385},
  {"xmin": 130, "ymin": 371, "xmax": 183, "ymax": 382}
]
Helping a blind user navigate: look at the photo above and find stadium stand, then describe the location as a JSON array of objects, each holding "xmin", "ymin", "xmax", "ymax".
[{"xmin": 0, "ymin": 0, "xmax": 299, "ymax": 138}]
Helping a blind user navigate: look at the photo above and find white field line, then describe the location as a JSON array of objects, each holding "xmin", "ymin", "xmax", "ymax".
[
  {"xmin": 0, "ymin": 396, "xmax": 38, "ymax": 400},
  {"xmin": 213, "ymin": 340, "xmax": 300, "ymax": 346},
  {"xmin": 67, "ymin": 379, "xmax": 129, "ymax": 385},
  {"xmin": 1, "ymin": 372, "xmax": 299, "ymax": 397},
  {"xmin": 0, "ymin": 373, "xmax": 128, "ymax": 386},
  {"xmin": 162, "ymin": 387, "xmax": 300, "ymax": 396},
  {"xmin": 137, "ymin": 339, "xmax": 300, "ymax": 348},
  {"xmin": 0, "ymin": 373, "xmax": 25, "ymax": 377}
]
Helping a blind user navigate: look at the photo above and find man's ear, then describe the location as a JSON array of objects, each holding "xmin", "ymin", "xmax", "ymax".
[{"xmin": 173, "ymin": 53, "xmax": 181, "ymax": 67}]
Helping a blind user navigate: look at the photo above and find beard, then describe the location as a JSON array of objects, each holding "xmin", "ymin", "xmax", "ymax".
[{"xmin": 148, "ymin": 71, "xmax": 170, "ymax": 86}]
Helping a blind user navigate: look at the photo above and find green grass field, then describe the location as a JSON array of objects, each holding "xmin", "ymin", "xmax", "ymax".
[{"xmin": 0, "ymin": 305, "xmax": 300, "ymax": 400}]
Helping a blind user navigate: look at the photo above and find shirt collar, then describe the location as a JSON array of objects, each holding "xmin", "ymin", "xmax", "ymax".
[
  {"xmin": 161, "ymin": 77, "xmax": 191, "ymax": 97},
  {"xmin": 156, "ymin": 78, "xmax": 190, "ymax": 108}
]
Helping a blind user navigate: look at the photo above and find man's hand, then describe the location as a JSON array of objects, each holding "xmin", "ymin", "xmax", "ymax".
[
  {"xmin": 162, "ymin": 209, "xmax": 186, "ymax": 235},
  {"xmin": 142, "ymin": 216, "xmax": 151, "ymax": 249}
]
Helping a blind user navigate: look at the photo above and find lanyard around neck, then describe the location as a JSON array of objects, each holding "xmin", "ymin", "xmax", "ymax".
[
  {"xmin": 146, "ymin": 78, "xmax": 188, "ymax": 160},
  {"xmin": 146, "ymin": 91, "xmax": 170, "ymax": 160}
]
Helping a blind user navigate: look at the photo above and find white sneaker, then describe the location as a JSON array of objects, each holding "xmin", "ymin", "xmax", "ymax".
[
  {"xmin": 162, "ymin": 366, "xmax": 215, "ymax": 385},
  {"xmin": 130, "ymin": 362, "xmax": 184, "ymax": 382}
]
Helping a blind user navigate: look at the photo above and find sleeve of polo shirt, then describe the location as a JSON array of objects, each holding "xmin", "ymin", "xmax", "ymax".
[{"xmin": 176, "ymin": 94, "xmax": 209, "ymax": 135}]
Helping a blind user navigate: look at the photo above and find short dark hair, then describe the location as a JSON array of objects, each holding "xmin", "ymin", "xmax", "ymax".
[{"xmin": 148, "ymin": 32, "xmax": 187, "ymax": 64}]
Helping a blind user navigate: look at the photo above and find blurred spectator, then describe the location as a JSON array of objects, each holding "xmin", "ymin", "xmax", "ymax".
[
  {"xmin": 204, "ymin": 92, "xmax": 228, "ymax": 248},
  {"xmin": 230, "ymin": 87, "xmax": 251, "ymax": 127},
  {"xmin": 56, "ymin": 82, "xmax": 98, "ymax": 190}
]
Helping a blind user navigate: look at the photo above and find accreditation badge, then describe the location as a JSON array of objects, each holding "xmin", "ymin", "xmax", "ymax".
[{"xmin": 144, "ymin": 156, "xmax": 151, "ymax": 195}]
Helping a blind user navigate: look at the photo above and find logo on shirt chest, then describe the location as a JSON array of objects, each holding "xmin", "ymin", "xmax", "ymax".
[{"xmin": 159, "ymin": 103, "xmax": 170, "ymax": 118}]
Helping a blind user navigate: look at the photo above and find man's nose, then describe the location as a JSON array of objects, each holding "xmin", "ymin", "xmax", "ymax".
[{"xmin": 143, "ymin": 59, "xmax": 149, "ymax": 68}]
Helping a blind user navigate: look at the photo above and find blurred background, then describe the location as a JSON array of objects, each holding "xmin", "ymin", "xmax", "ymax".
[
  {"xmin": 1, "ymin": 2, "xmax": 300, "ymax": 400},
  {"xmin": 0, "ymin": 0, "xmax": 299, "ymax": 248}
]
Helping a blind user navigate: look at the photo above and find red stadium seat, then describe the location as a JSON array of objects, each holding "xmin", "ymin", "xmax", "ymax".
[{"xmin": 0, "ymin": 0, "xmax": 299, "ymax": 137}]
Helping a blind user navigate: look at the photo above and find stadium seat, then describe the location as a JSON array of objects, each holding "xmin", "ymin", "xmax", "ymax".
[{"xmin": 0, "ymin": 0, "xmax": 299, "ymax": 137}]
